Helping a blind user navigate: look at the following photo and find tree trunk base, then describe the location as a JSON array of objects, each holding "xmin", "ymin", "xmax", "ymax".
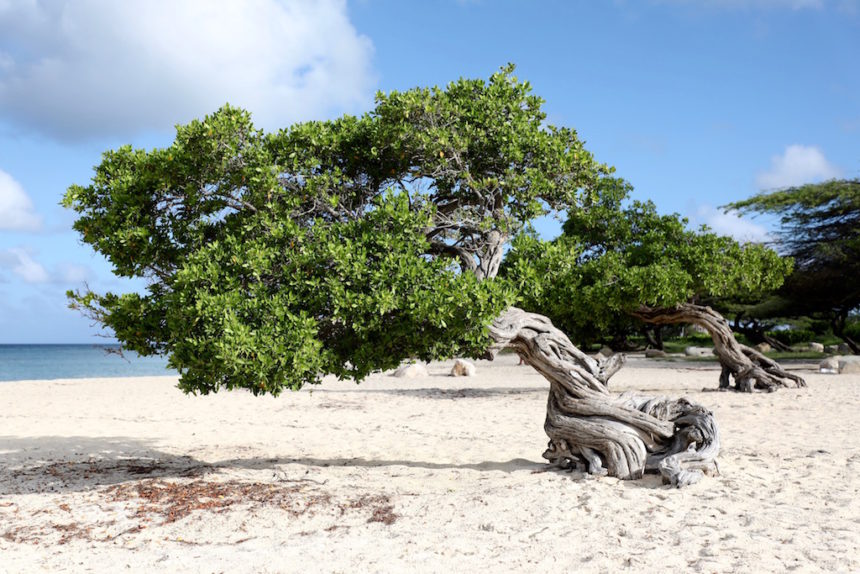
[{"xmin": 490, "ymin": 307, "xmax": 720, "ymax": 487}]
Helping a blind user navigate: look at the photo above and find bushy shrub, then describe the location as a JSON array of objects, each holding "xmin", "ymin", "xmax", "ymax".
[
  {"xmin": 767, "ymin": 329, "xmax": 814, "ymax": 346},
  {"xmin": 809, "ymin": 320, "xmax": 831, "ymax": 335}
]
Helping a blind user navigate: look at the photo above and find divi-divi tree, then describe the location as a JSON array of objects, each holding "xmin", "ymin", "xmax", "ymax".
[{"xmin": 64, "ymin": 67, "xmax": 719, "ymax": 486}]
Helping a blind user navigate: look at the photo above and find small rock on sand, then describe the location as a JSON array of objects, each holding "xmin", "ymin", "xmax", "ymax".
[
  {"xmin": 819, "ymin": 357, "xmax": 839, "ymax": 373},
  {"xmin": 684, "ymin": 346, "xmax": 714, "ymax": 358},
  {"xmin": 394, "ymin": 363, "xmax": 429, "ymax": 378},
  {"xmin": 838, "ymin": 356, "xmax": 860, "ymax": 374},
  {"xmin": 450, "ymin": 359, "xmax": 476, "ymax": 377},
  {"xmin": 645, "ymin": 349, "xmax": 667, "ymax": 358}
]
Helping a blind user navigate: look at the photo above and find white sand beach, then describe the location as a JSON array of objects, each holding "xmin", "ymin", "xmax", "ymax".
[{"xmin": 1, "ymin": 354, "xmax": 858, "ymax": 573}]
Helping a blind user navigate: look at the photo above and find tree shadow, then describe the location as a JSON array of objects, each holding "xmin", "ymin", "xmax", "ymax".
[
  {"xmin": 0, "ymin": 435, "xmax": 546, "ymax": 495},
  {"xmin": 0, "ymin": 436, "xmax": 213, "ymax": 496},
  {"xmin": 619, "ymin": 473, "xmax": 668, "ymax": 489},
  {"xmin": 217, "ymin": 455, "xmax": 543, "ymax": 474},
  {"xmin": 340, "ymin": 386, "xmax": 543, "ymax": 399},
  {"xmin": 1, "ymin": 435, "xmax": 674, "ymax": 494}
]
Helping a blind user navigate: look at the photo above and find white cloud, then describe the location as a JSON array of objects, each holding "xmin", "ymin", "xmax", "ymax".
[
  {"xmin": 0, "ymin": 248, "xmax": 93, "ymax": 284},
  {"xmin": 0, "ymin": 0, "xmax": 376, "ymax": 140},
  {"xmin": 0, "ymin": 169, "xmax": 42, "ymax": 231},
  {"xmin": 57, "ymin": 263, "xmax": 90, "ymax": 283},
  {"xmin": 755, "ymin": 145, "xmax": 841, "ymax": 190},
  {"xmin": 694, "ymin": 205, "xmax": 771, "ymax": 243},
  {"xmin": 0, "ymin": 247, "xmax": 49, "ymax": 283}
]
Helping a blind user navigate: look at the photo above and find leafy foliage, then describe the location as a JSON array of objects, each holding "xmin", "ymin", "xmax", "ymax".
[
  {"xmin": 727, "ymin": 179, "xmax": 860, "ymax": 350},
  {"xmin": 729, "ymin": 179, "xmax": 860, "ymax": 270},
  {"xmin": 64, "ymin": 67, "xmax": 608, "ymax": 393},
  {"xmin": 502, "ymin": 183, "xmax": 792, "ymax": 345},
  {"xmin": 766, "ymin": 328, "xmax": 815, "ymax": 347},
  {"xmin": 267, "ymin": 64, "xmax": 612, "ymax": 277}
]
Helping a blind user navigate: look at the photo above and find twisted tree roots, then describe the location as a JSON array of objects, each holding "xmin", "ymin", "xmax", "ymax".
[
  {"xmin": 632, "ymin": 304, "xmax": 806, "ymax": 392},
  {"xmin": 490, "ymin": 307, "xmax": 719, "ymax": 487}
]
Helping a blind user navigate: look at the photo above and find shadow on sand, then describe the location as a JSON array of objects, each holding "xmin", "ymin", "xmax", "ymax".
[
  {"xmin": 316, "ymin": 386, "xmax": 543, "ymax": 399},
  {"xmin": 0, "ymin": 435, "xmax": 554, "ymax": 495},
  {"xmin": 1, "ymin": 435, "xmax": 675, "ymax": 494}
]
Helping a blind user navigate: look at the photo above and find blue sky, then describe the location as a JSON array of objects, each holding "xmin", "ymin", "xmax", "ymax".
[{"xmin": 0, "ymin": 0, "xmax": 857, "ymax": 343}]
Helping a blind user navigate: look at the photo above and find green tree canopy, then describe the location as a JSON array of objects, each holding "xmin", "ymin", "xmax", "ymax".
[
  {"xmin": 727, "ymin": 179, "xmax": 860, "ymax": 351},
  {"xmin": 503, "ymin": 182, "xmax": 792, "ymax": 346},
  {"xmin": 63, "ymin": 67, "xmax": 610, "ymax": 395}
]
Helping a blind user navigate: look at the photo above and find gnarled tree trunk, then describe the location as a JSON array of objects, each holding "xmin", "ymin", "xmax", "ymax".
[
  {"xmin": 632, "ymin": 303, "xmax": 806, "ymax": 392},
  {"xmin": 642, "ymin": 324, "xmax": 664, "ymax": 351},
  {"xmin": 731, "ymin": 315, "xmax": 793, "ymax": 352},
  {"xmin": 489, "ymin": 307, "xmax": 719, "ymax": 487},
  {"xmin": 831, "ymin": 310, "xmax": 860, "ymax": 354}
]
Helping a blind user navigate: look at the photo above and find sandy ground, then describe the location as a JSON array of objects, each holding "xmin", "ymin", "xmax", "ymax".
[{"xmin": 1, "ymin": 354, "xmax": 859, "ymax": 573}]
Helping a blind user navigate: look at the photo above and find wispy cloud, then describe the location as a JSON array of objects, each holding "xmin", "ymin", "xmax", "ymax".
[
  {"xmin": 0, "ymin": 247, "xmax": 92, "ymax": 284},
  {"xmin": 693, "ymin": 205, "xmax": 771, "ymax": 242},
  {"xmin": 0, "ymin": 247, "xmax": 49, "ymax": 283},
  {"xmin": 755, "ymin": 145, "xmax": 841, "ymax": 190},
  {"xmin": 0, "ymin": 0, "xmax": 376, "ymax": 140},
  {"xmin": 841, "ymin": 117, "xmax": 860, "ymax": 133},
  {"xmin": 56, "ymin": 263, "xmax": 91, "ymax": 284},
  {"xmin": 0, "ymin": 168, "xmax": 42, "ymax": 231}
]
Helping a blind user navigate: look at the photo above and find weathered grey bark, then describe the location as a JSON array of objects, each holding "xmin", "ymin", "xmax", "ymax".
[
  {"xmin": 760, "ymin": 333, "xmax": 793, "ymax": 353},
  {"xmin": 642, "ymin": 325, "xmax": 664, "ymax": 351},
  {"xmin": 475, "ymin": 230, "xmax": 506, "ymax": 280},
  {"xmin": 489, "ymin": 307, "xmax": 720, "ymax": 487},
  {"xmin": 632, "ymin": 303, "xmax": 806, "ymax": 392},
  {"xmin": 428, "ymin": 230, "xmax": 507, "ymax": 280}
]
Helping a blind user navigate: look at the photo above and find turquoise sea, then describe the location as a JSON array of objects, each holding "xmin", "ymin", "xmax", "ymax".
[{"xmin": 0, "ymin": 345, "xmax": 176, "ymax": 382}]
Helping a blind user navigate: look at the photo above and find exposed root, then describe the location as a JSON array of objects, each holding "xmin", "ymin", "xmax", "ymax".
[{"xmin": 489, "ymin": 307, "xmax": 720, "ymax": 487}]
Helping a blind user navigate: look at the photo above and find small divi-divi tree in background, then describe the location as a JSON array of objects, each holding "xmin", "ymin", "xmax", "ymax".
[{"xmin": 503, "ymin": 182, "xmax": 805, "ymax": 392}]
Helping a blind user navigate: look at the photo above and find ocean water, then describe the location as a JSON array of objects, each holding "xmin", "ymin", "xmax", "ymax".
[{"xmin": 0, "ymin": 345, "xmax": 177, "ymax": 382}]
